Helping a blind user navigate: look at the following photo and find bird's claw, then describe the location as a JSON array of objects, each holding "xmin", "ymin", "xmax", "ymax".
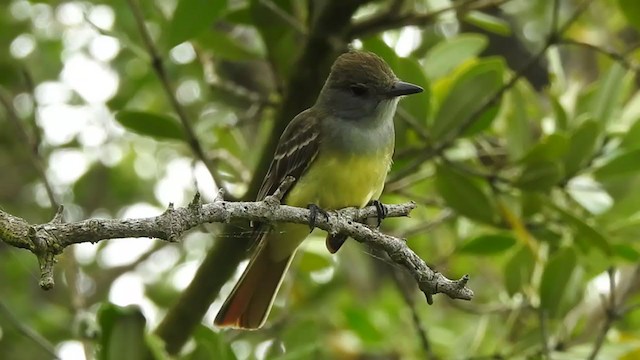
[
  {"xmin": 369, "ymin": 200, "xmax": 388, "ymax": 227},
  {"xmin": 307, "ymin": 203, "xmax": 329, "ymax": 232}
]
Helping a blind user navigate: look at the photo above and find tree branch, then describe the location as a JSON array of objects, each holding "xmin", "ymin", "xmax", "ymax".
[
  {"xmin": 0, "ymin": 190, "xmax": 473, "ymax": 304},
  {"xmin": 2, "ymin": 72, "xmax": 94, "ymax": 357}
]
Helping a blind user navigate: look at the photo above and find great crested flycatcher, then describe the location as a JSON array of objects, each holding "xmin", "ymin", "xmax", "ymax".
[{"xmin": 215, "ymin": 50, "xmax": 423, "ymax": 329}]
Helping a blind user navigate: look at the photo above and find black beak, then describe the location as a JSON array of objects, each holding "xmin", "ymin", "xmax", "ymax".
[{"xmin": 386, "ymin": 81, "xmax": 423, "ymax": 97}]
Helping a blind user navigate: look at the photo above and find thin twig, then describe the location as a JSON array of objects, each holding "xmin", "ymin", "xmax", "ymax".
[
  {"xmin": 20, "ymin": 69, "xmax": 43, "ymax": 154},
  {"xmin": 195, "ymin": 45, "xmax": 276, "ymax": 107},
  {"xmin": 587, "ymin": 267, "xmax": 617, "ymax": 360},
  {"xmin": 539, "ymin": 309, "xmax": 551, "ymax": 359},
  {"xmin": 348, "ymin": 0, "xmax": 511, "ymax": 39},
  {"xmin": 400, "ymin": 209, "xmax": 453, "ymax": 238},
  {"xmin": 558, "ymin": 39, "xmax": 640, "ymax": 73},
  {"xmin": 390, "ymin": 266, "xmax": 437, "ymax": 359},
  {"xmin": 440, "ymin": 155, "xmax": 511, "ymax": 186},
  {"xmin": 550, "ymin": 0, "xmax": 561, "ymax": 34},
  {"xmin": 0, "ymin": 88, "xmax": 58, "ymax": 211},
  {"xmin": 124, "ymin": 0, "xmax": 234, "ymax": 200},
  {"xmin": 396, "ymin": 107, "xmax": 431, "ymax": 142},
  {"xmin": 258, "ymin": 0, "xmax": 307, "ymax": 35},
  {"xmin": 0, "ymin": 300, "xmax": 60, "ymax": 359}
]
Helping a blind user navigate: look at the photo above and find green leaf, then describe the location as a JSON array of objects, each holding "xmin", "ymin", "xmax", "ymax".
[
  {"xmin": 519, "ymin": 133, "xmax": 569, "ymax": 163},
  {"xmin": 459, "ymin": 233, "xmax": 516, "ymax": 254},
  {"xmin": 424, "ymin": 34, "xmax": 488, "ymax": 78},
  {"xmin": 563, "ymin": 119, "xmax": 601, "ymax": 177},
  {"xmin": 197, "ymin": 29, "xmax": 263, "ymax": 60},
  {"xmin": 504, "ymin": 85, "xmax": 534, "ymax": 161},
  {"xmin": 362, "ymin": 36, "xmax": 398, "ymax": 71},
  {"xmin": 435, "ymin": 164, "xmax": 496, "ymax": 224},
  {"xmin": 620, "ymin": 118, "xmax": 640, "ymax": 150},
  {"xmin": 186, "ymin": 325, "xmax": 237, "ymax": 360},
  {"xmin": 566, "ymin": 176, "xmax": 612, "ymax": 215},
  {"xmin": 396, "ymin": 56, "xmax": 430, "ymax": 123},
  {"xmin": 344, "ymin": 306, "xmax": 383, "ymax": 344},
  {"xmin": 168, "ymin": 0, "xmax": 227, "ymax": 47},
  {"xmin": 504, "ymin": 246, "xmax": 535, "ymax": 296},
  {"xmin": 521, "ymin": 192, "xmax": 544, "ymax": 218},
  {"xmin": 0, "ymin": 60, "xmax": 24, "ymax": 87},
  {"xmin": 530, "ymin": 226, "xmax": 563, "ymax": 246},
  {"xmin": 540, "ymin": 248, "xmax": 577, "ymax": 317},
  {"xmin": 462, "ymin": 105, "xmax": 499, "ymax": 136},
  {"xmin": 115, "ymin": 111, "xmax": 184, "ymax": 141},
  {"xmin": 589, "ymin": 62, "xmax": 629, "ymax": 125},
  {"xmin": 618, "ymin": 0, "xmax": 640, "ymax": 31},
  {"xmin": 613, "ymin": 243, "xmax": 640, "ymax": 261},
  {"xmin": 223, "ymin": 6, "xmax": 252, "ymax": 25},
  {"xmin": 552, "ymin": 205, "xmax": 611, "ymax": 255},
  {"xmin": 594, "ymin": 149, "xmax": 640, "ymax": 179},
  {"xmin": 98, "ymin": 304, "xmax": 153, "ymax": 360},
  {"xmin": 551, "ymin": 96, "xmax": 568, "ymax": 131},
  {"xmin": 299, "ymin": 242, "xmax": 332, "ymax": 272},
  {"xmin": 464, "ymin": 11, "xmax": 511, "ymax": 36},
  {"xmin": 431, "ymin": 58, "xmax": 504, "ymax": 140},
  {"xmin": 146, "ymin": 333, "xmax": 172, "ymax": 360},
  {"xmin": 514, "ymin": 161, "xmax": 564, "ymax": 191}
]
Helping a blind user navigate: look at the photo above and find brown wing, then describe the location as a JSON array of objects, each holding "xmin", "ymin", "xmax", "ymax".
[{"xmin": 256, "ymin": 108, "xmax": 321, "ymax": 201}]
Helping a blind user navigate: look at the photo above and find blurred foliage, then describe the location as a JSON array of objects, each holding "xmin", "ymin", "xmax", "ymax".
[{"xmin": 2, "ymin": 0, "xmax": 640, "ymax": 359}]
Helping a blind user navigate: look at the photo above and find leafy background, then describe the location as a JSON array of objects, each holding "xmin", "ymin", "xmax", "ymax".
[{"xmin": 2, "ymin": 0, "xmax": 640, "ymax": 359}]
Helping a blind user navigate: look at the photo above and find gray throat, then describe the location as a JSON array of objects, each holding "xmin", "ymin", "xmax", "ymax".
[{"xmin": 319, "ymin": 99, "xmax": 398, "ymax": 155}]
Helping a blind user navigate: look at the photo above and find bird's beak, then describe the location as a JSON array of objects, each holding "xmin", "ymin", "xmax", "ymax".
[{"xmin": 385, "ymin": 81, "xmax": 423, "ymax": 97}]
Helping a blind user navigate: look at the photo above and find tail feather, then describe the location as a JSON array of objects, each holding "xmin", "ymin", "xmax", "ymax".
[
  {"xmin": 326, "ymin": 233, "xmax": 348, "ymax": 254},
  {"xmin": 214, "ymin": 239, "xmax": 293, "ymax": 329}
]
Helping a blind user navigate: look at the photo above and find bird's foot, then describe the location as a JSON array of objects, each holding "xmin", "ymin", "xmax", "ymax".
[
  {"xmin": 368, "ymin": 200, "xmax": 388, "ymax": 228},
  {"xmin": 307, "ymin": 203, "xmax": 329, "ymax": 232}
]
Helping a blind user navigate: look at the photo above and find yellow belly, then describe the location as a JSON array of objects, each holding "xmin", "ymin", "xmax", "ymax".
[
  {"xmin": 285, "ymin": 150, "xmax": 392, "ymax": 209},
  {"xmin": 267, "ymin": 149, "xmax": 392, "ymax": 261}
]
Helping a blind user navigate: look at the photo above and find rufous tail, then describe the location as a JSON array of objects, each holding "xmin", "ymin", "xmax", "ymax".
[{"xmin": 214, "ymin": 239, "xmax": 293, "ymax": 329}]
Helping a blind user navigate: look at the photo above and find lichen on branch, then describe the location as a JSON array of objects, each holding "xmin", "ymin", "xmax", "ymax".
[{"xmin": 0, "ymin": 188, "xmax": 473, "ymax": 303}]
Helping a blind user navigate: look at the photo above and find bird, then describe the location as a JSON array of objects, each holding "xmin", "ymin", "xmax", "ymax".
[{"xmin": 214, "ymin": 50, "xmax": 423, "ymax": 329}]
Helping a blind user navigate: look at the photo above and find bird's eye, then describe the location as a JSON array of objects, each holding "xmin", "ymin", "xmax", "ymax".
[{"xmin": 349, "ymin": 84, "xmax": 368, "ymax": 97}]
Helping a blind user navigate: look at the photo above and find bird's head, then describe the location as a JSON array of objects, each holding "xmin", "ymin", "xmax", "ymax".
[{"xmin": 316, "ymin": 50, "xmax": 423, "ymax": 121}]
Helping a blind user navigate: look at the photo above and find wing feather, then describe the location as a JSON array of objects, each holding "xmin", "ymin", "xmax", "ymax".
[{"xmin": 257, "ymin": 108, "xmax": 321, "ymax": 201}]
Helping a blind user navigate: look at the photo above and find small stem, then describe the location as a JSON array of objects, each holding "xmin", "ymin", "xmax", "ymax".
[
  {"xmin": 559, "ymin": 39, "xmax": 640, "ymax": 73},
  {"xmin": 348, "ymin": 0, "xmax": 512, "ymax": 39},
  {"xmin": 125, "ymin": 0, "xmax": 235, "ymax": 200},
  {"xmin": 587, "ymin": 268, "xmax": 617, "ymax": 360},
  {"xmin": 539, "ymin": 309, "xmax": 551, "ymax": 359},
  {"xmin": 0, "ymin": 88, "xmax": 58, "ymax": 211},
  {"xmin": 390, "ymin": 266, "xmax": 438, "ymax": 359},
  {"xmin": 0, "ymin": 300, "xmax": 60, "ymax": 359}
]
